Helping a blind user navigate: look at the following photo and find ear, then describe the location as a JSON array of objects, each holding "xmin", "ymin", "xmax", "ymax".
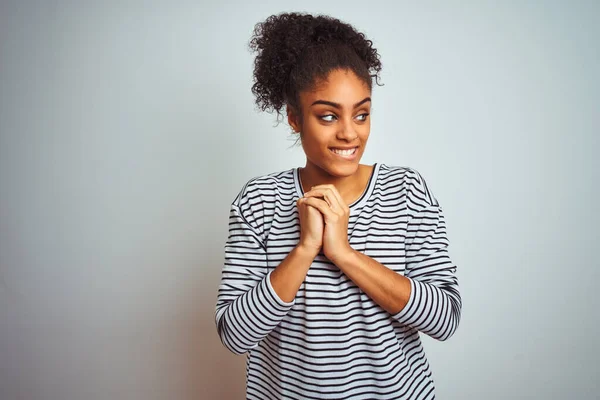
[{"xmin": 286, "ymin": 105, "xmax": 301, "ymax": 133}]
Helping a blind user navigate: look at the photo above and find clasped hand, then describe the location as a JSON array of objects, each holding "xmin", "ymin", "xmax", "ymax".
[{"xmin": 296, "ymin": 184, "xmax": 353, "ymax": 263}]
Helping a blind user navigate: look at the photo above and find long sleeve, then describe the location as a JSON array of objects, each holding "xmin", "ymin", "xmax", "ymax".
[
  {"xmin": 215, "ymin": 198, "xmax": 294, "ymax": 355},
  {"xmin": 393, "ymin": 170, "xmax": 462, "ymax": 341}
]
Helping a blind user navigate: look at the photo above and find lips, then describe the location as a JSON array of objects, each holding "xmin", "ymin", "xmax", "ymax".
[
  {"xmin": 331, "ymin": 148, "xmax": 357, "ymax": 156},
  {"xmin": 329, "ymin": 147, "xmax": 358, "ymax": 159}
]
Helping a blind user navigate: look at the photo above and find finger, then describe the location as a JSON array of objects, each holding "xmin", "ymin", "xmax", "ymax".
[
  {"xmin": 314, "ymin": 184, "xmax": 346, "ymax": 210},
  {"xmin": 297, "ymin": 198, "xmax": 310, "ymax": 214},
  {"xmin": 304, "ymin": 187, "xmax": 338, "ymax": 209},
  {"xmin": 302, "ymin": 197, "xmax": 336, "ymax": 219},
  {"xmin": 304, "ymin": 190, "xmax": 333, "ymax": 208},
  {"xmin": 304, "ymin": 187, "xmax": 340, "ymax": 211}
]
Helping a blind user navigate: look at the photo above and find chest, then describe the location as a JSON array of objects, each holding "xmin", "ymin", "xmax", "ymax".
[{"xmin": 264, "ymin": 204, "xmax": 408, "ymax": 276}]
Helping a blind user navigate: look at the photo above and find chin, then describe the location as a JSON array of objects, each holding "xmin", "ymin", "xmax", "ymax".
[{"xmin": 322, "ymin": 160, "xmax": 361, "ymax": 178}]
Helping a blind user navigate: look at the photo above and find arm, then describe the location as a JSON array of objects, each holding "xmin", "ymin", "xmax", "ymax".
[
  {"xmin": 215, "ymin": 198, "xmax": 320, "ymax": 354},
  {"xmin": 330, "ymin": 202, "xmax": 461, "ymax": 341},
  {"xmin": 328, "ymin": 249, "xmax": 412, "ymax": 315},
  {"xmin": 269, "ymin": 245, "xmax": 319, "ymax": 302},
  {"xmin": 303, "ymin": 171, "xmax": 462, "ymax": 341},
  {"xmin": 214, "ymin": 204, "xmax": 291, "ymax": 355}
]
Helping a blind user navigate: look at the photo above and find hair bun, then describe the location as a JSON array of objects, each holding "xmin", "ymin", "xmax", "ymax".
[{"xmin": 249, "ymin": 12, "xmax": 382, "ymax": 121}]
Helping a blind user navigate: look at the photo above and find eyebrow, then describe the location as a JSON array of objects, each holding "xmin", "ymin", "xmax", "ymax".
[{"xmin": 310, "ymin": 97, "xmax": 371, "ymax": 109}]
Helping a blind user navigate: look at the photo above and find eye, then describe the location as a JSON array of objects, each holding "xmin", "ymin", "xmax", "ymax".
[
  {"xmin": 320, "ymin": 114, "xmax": 337, "ymax": 122},
  {"xmin": 356, "ymin": 113, "xmax": 370, "ymax": 122}
]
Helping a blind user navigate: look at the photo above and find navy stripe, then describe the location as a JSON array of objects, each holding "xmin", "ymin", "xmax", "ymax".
[{"xmin": 215, "ymin": 164, "xmax": 461, "ymax": 399}]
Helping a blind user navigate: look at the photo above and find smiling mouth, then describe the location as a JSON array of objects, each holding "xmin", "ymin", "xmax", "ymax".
[{"xmin": 329, "ymin": 147, "xmax": 358, "ymax": 158}]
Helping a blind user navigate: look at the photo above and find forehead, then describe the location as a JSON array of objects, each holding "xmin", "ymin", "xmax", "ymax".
[{"xmin": 301, "ymin": 69, "xmax": 371, "ymax": 105}]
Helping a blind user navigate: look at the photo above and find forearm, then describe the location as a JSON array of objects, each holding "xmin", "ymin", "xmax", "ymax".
[
  {"xmin": 216, "ymin": 269, "xmax": 294, "ymax": 354},
  {"xmin": 269, "ymin": 245, "xmax": 318, "ymax": 302},
  {"xmin": 331, "ymin": 248, "xmax": 461, "ymax": 340},
  {"xmin": 330, "ymin": 249, "xmax": 412, "ymax": 314},
  {"xmin": 216, "ymin": 245, "xmax": 317, "ymax": 354}
]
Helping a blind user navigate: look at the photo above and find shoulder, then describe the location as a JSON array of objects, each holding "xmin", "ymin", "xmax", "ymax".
[
  {"xmin": 229, "ymin": 168, "xmax": 295, "ymax": 236},
  {"xmin": 232, "ymin": 168, "xmax": 295, "ymax": 208},
  {"xmin": 377, "ymin": 163, "xmax": 439, "ymax": 208}
]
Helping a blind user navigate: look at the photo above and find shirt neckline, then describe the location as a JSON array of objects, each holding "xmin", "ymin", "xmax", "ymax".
[{"xmin": 293, "ymin": 163, "xmax": 380, "ymax": 210}]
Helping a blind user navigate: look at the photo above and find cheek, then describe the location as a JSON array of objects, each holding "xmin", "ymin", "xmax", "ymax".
[
  {"xmin": 359, "ymin": 125, "xmax": 370, "ymax": 141},
  {"xmin": 302, "ymin": 135, "xmax": 328, "ymax": 151},
  {"xmin": 300, "ymin": 131, "xmax": 322, "ymax": 152},
  {"xmin": 302, "ymin": 125, "xmax": 333, "ymax": 147}
]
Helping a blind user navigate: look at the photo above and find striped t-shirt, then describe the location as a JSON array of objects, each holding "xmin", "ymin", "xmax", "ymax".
[{"xmin": 215, "ymin": 163, "xmax": 462, "ymax": 400}]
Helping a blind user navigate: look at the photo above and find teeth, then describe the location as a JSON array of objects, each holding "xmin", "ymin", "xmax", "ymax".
[{"xmin": 331, "ymin": 148, "xmax": 356, "ymax": 156}]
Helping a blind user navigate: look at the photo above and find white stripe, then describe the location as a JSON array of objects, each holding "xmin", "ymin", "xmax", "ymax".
[{"xmin": 215, "ymin": 164, "xmax": 461, "ymax": 399}]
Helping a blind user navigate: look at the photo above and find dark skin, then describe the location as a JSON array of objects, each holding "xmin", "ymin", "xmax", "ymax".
[{"xmin": 269, "ymin": 68, "xmax": 412, "ymax": 313}]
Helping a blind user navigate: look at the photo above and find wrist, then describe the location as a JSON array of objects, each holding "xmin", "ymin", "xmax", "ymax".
[
  {"xmin": 327, "ymin": 245, "xmax": 357, "ymax": 266},
  {"xmin": 295, "ymin": 244, "xmax": 320, "ymax": 260}
]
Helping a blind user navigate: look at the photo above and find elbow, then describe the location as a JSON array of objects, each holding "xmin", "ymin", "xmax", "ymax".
[
  {"xmin": 433, "ymin": 324, "xmax": 458, "ymax": 342},
  {"xmin": 222, "ymin": 338, "xmax": 250, "ymax": 355},
  {"xmin": 430, "ymin": 297, "xmax": 462, "ymax": 342},
  {"xmin": 216, "ymin": 317, "xmax": 254, "ymax": 355},
  {"xmin": 221, "ymin": 333, "xmax": 259, "ymax": 355}
]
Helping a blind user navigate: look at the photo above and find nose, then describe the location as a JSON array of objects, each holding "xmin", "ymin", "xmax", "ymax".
[{"xmin": 336, "ymin": 118, "xmax": 358, "ymax": 141}]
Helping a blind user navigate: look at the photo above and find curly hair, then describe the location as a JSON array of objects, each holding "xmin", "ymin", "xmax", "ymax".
[{"xmin": 249, "ymin": 12, "xmax": 383, "ymax": 123}]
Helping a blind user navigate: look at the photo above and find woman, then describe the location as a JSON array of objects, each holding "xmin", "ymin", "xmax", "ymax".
[{"xmin": 215, "ymin": 12, "xmax": 461, "ymax": 400}]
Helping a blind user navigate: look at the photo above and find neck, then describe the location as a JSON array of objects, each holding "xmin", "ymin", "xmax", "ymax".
[{"xmin": 300, "ymin": 163, "xmax": 372, "ymax": 205}]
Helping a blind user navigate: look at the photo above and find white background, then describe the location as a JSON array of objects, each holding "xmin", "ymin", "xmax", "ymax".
[{"xmin": 1, "ymin": 1, "xmax": 598, "ymax": 399}]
